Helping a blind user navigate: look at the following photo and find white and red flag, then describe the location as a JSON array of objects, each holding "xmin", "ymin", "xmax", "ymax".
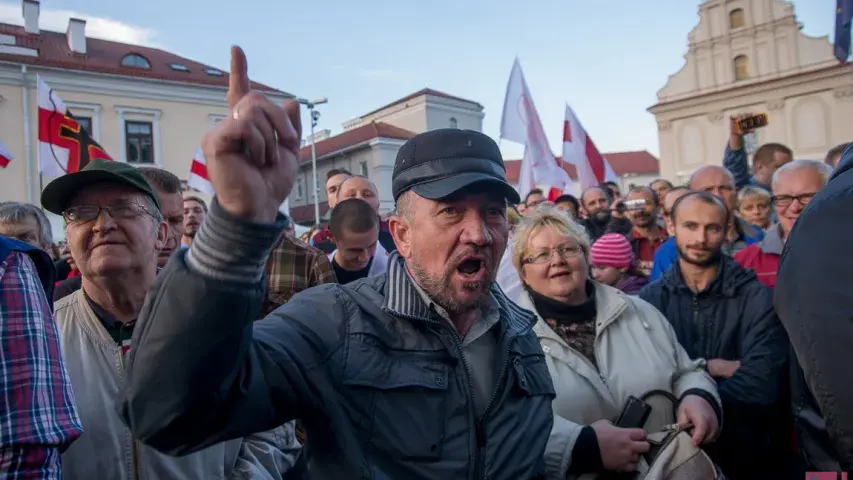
[
  {"xmin": 187, "ymin": 147, "xmax": 214, "ymax": 196},
  {"xmin": 37, "ymin": 75, "xmax": 112, "ymax": 177},
  {"xmin": 0, "ymin": 139, "xmax": 12, "ymax": 168},
  {"xmin": 562, "ymin": 103, "xmax": 617, "ymax": 191},
  {"xmin": 500, "ymin": 58, "xmax": 572, "ymax": 202}
]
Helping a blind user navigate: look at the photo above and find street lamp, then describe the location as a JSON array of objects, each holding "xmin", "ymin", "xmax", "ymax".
[{"xmin": 297, "ymin": 97, "xmax": 328, "ymax": 225}]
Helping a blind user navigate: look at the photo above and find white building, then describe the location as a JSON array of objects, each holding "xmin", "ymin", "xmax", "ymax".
[
  {"xmin": 289, "ymin": 88, "xmax": 484, "ymax": 224},
  {"xmin": 649, "ymin": 0, "xmax": 853, "ymax": 184}
]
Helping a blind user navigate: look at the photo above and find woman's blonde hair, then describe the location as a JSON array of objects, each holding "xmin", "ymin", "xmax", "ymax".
[
  {"xmin": 507, "ymin": 205, "xmax": 522, "ymax": 227},
  {"xmin": 736, "ymin": 185, "xmax": 771, "ymax": 207},
  {"xmin": 510, "ymin": 205, "xmax": 591, "ymax": 275}
]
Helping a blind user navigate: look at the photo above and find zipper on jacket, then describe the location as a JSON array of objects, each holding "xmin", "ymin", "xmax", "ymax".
[
  {"xmin": 474, "ymin": 334, "xmax": 521, "ymax": 478},
  {"xmin": 692, "ymin": 297, "xmax": 706, "ymax": 355},
  {"xmin": 396, "ymin": 311, "xmax": 482, "ymax": 479},
  {"xmin": 116, "ymin": 323, "xmax": 140, "ymax": 480}
]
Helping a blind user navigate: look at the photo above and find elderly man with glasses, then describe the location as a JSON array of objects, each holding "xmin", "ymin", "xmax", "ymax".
[{"xmin": 40, "ymin": 159, "xmax": 300, "ymax": 479}]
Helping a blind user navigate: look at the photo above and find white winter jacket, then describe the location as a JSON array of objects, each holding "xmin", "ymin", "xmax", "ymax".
[{"xmin": 516, "ymin": 283, "xmax": 721, "ymax": 479}]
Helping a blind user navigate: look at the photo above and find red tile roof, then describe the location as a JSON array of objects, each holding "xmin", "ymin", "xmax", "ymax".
[
  {"xmin": 299, "ymin": 121, "xmax": 416, "ymax": 163},
  {"xmin": 503, "ymin": 150, "xmax": 660, "ymax": 184},
  {"xmin": 289, "ymin": 202, "xmax": 330, "ymax": 224},
  {"xmin": 0, "ymin": 23, "xmax": 285, "ymax": 94},
  {"xmin": 361, "ymin": 88, "xmax": 483, "ymax": 118}
]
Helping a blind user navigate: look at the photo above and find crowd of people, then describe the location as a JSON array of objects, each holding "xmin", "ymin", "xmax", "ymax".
[{"xmin": 1, "ymin": 46, "xmax": 852, "ymax": 479}]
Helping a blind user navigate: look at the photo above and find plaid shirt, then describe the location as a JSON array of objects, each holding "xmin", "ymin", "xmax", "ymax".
[
  {"xmin": 262, "ymin": 234, "xmax": 336, "ymax": 316},
  {"xmin": 0, "ymin": 252, "xmax": 82, "ymax": 478}
]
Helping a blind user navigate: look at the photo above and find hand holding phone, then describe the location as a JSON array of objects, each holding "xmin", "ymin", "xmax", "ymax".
[{"xmin": 615, "ymin": 395, "xmax": 652, "ymax": 429}]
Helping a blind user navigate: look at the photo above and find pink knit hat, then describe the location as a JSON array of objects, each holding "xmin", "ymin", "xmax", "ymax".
[{"xmin": 590, "ymin": 233, "xmax": 634, "ymax": 269}]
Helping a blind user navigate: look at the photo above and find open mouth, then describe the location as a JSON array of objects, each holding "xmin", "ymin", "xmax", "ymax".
[
  {"xmin": 550, "ymin": 271, "xmax": 570, "ymax": 278},
  {"xmin": 456, "ymin": 257, "xmax": 486, "ymax": 280}
]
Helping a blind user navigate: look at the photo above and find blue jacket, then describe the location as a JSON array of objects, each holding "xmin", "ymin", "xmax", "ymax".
[
  {"xmin": 650, "ymin": 218, "xmax": 764, "ymax": 281},
  {"xmin": 723, "ymin": 144, "xmax": 768, "ymax": 191},
  {"xmin": 0, "ymin": 235, "xmax": 56, "ymax": 309}
]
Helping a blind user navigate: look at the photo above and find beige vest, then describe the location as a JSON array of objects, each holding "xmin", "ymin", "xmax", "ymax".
[{"xmin": 54, "ymin": 289, "xmax": 295, "ymax": 480}]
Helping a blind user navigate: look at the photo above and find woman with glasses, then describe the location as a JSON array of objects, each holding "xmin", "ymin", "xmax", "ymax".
[{"xmin": 510, "ymin": 208, "xmax": 720, "ymax": 479}]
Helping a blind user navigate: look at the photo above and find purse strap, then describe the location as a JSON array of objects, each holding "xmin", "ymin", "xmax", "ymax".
[{"xmin": 640, "ymin": 389, "xmax": 680, "ymax": 424}]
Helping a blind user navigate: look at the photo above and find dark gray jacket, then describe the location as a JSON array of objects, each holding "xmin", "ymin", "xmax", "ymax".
[
  {"xmin": 776, "ymin": 144, "xmax": 853, "ymax": 472},
  {"xmin": 117, "ymin": 200, "xmax": 555, "ymax": 480}
]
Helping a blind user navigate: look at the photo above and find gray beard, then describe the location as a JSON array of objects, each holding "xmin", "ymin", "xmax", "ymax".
[{"xmin": 409, "ymin": 260, "xmax": 491, "ymax": 317}]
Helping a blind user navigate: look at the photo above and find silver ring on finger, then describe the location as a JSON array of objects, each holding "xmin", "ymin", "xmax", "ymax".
[{"xmin": 232, "ymin": 107, "xmax": 240, "ymax": 120}]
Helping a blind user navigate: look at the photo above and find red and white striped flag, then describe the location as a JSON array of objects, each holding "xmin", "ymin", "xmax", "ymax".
[
  {"xmin": 187, "ymin": 147, "xmax": 214, "ymax": 196},
  {"xmin": 562, "ymin": 103, "xmax": 617, "ymax": 191},
  {"xmin": 0, "ymin": 139, "xmax": 12, "ymax": 168},
  {"xmin": 500, "ymin": 58, "xmax": 572, "ymax": 202},
  {"xmin": 37, "ymin": 75, "xmax": 111, "ymax": 177}
]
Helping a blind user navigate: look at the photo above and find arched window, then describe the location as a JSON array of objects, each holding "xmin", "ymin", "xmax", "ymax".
[
  {"xmin": 121, "ymin": 54, "xmax": 151, "ymax": 69},
  {"xmin": 449, "ymin": 117, "xmax": 458, "ymax": 129},
  {"xmin": 734, "ymin": 55, "xmax": 749, "ymax": 81},
  {"xmin": 729, "ymin": 9, "xmax": 746, "ymax": 29}
]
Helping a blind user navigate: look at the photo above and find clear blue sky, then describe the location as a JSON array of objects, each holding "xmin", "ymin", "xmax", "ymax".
[{"xmin": 11, "ymin": 0, "xmax": 838, "ymax": 160}]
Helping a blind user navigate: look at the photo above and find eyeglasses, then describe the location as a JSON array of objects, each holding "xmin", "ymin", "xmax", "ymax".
[
  {"xmin": 62, "ymin": 202, "xmax": 152, "ymax": 224},
  {"xmin": 771, "ymin": 193, "xmax": 817, "ymax": 208},
  {"xmin": 522, "ymin": 245, "xmax": 584, "ymax": 265}
]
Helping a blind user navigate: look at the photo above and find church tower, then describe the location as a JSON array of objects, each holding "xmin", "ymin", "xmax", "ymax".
[{"xmin": 649, "ymin": 0, "xmax": 853, "ymax": 183}]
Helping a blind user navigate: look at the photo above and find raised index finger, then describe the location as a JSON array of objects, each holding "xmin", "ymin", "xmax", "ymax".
[{"xmin": 227, "ymin": 46, "xmax": 251, "ymax": 109}]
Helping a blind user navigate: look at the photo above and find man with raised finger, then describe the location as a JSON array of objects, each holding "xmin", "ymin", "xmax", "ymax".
[{"xmin": 118, "ymin": 46, "xmax": 555, "ymax": 480}]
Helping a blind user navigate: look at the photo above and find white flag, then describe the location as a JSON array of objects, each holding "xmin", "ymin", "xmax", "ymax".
[
  {"xmin": 562, "ymin": 103, "xmax": 617, "ymax": 191},
  {"xmin": 37, "ymin": 75, "xmax": 112, "ymax": 177},
  {"xmin": 187, "ymin": 147, "xmax": 214, "ymax": 196},
  {"xmin": 499, "ymin": 59, "xmax": 571, "ymax": 201}
]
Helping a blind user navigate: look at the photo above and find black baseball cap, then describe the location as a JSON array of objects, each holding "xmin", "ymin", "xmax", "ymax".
[
  {"xmin": 392, "ymin": 129, "xmax": 520, "ymax": 204},
  {"xmin": 41, "ymin": 159, "xmax": 162, "ymax": 215}
]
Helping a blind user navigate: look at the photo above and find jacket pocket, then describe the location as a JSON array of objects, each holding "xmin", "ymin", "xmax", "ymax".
[
  {"xmin": 341, "ymin": 341, "xmax": 451, "ymax": 461},
  {"xmin": 511, "ymin": 353, "xmax": 556, "ymax": 397}
]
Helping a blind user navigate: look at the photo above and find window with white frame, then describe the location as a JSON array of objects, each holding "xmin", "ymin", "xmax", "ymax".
[
  {"xmin": 125, "ymin": 121, "xmax": 155, "ymax": 164},
  {"xmin": 116, "ymin": 106, "xmax": 161, "ymax": 165},
  {"xmin": 359, "ymin": 161, "xmax": 368, "ymax": 177},
  {"xmin": 295, "ymin": 177, "xmax": 305, "ymax": 200},
  {"xmin": 66, "ymin": 102, "xmax": 102, "ymax": 140},
  {"xmin": 449, "ymin": 117, "xmax": 458, "ymax": 129}
]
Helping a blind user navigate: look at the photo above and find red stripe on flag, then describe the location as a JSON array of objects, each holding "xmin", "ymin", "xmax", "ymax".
[
  {"xmin": 0, "ymin": 154, "xmax": 9, "ymax": 168},
  {"xmin": 584, "ymin": 135, "xmax": 607, "ymax": 184},
  {"xmin": 190, "ymin": 159, "xmax": 209, "ymax": 179},
  {"xmin": 563, "ymin": 120, "xmax": 572, "ymax": 143},
  {"xmin": 547, "ymin": 187, "xmax": 562, "ymax": 202}
]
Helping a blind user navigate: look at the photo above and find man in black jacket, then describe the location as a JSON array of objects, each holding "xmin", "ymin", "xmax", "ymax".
[
  {"xmin": 639, "ymin": 191, "xmax": 789, "ymax": 480},
  {"xmin": 776, "ymin": 144, "xmax": 853, "ymax": 472},
  {"xmin": 116, "ymin": 46, "xmax": 555, "ymax": 480},
  {"xmin": 579, "ymin": 186, "xmax": 632, "ymax": 241}
]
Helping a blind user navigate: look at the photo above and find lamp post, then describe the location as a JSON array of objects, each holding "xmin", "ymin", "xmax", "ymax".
[{"xmin": 297, "ymin": 97, "xmax": 328, "ymax": 225}]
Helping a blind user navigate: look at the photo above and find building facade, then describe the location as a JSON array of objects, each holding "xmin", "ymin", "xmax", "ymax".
[
  {"xmin": 504, "ymin": 150, "xmax": 662, "ymax": 198},
  {"xmin": 649, "ymin": 0, "xmax": 853, "ymax": 184},
  {"xmin": 0, "ymin": 0, "xmax": 290, "ymax": 235},
  {"xmin": 289, "ymin": 88, "xmax": 483, "ymax": 224}
]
